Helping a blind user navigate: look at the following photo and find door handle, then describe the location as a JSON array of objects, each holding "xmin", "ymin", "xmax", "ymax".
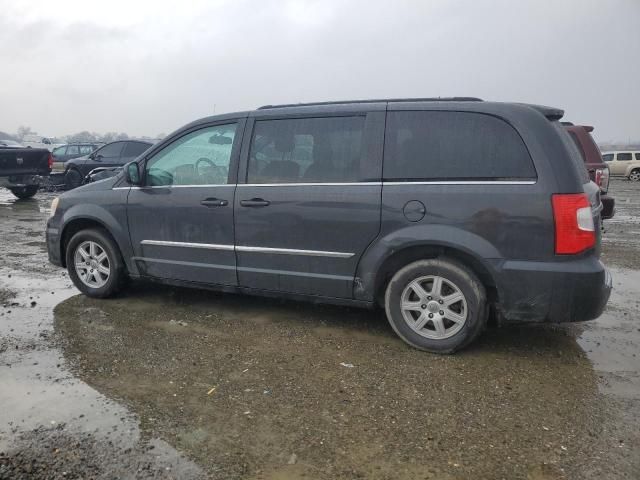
[
  {"xmin": 240, "ymin": 198, "xmax": 270, "ymax": 207},
  {"xmin": 200, "ymin": 198, "xmax": 228, "ymax": 207}
]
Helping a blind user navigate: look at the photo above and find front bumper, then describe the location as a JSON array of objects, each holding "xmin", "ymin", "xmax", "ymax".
[
  {"xmin": 601, "ymin": 194, "xmax": 615, "ymax": 220},
  {"xmin": 46, "ymin": 222, "xmax": 63, "ymax": 267},
  {"xmin": 496, "ymin": 257, "xmax": 612, "ymax": 324}
]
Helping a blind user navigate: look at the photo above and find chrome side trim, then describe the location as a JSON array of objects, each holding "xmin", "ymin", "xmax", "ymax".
[
  {"xmin": 235, "ymin": 245, "xmax": 354, "ymax": 258},
  {"xmin": 133, "ymin": 257, "xmax": 353, "ymax": 281},
  {"xmin": 140, "ymin": 240, "xmax": 354, "ymax": 258},
  {"xmin": 239, "ymin": 182, "xmax": 381, "ymax": 187},
  {"xmin": 141, "ymin": 240, "xmax": 234, "ymax": 251},
  {"xmin": 115, "ymin": 184, "xmax": 235, "ymax": 190},
  {"xmin": 115, "ymin": 180, "xmax": 537, "ymax": 190},
  {"xmin": 383, "ymin": 180, "xmax": 537, "ymax": 186}
]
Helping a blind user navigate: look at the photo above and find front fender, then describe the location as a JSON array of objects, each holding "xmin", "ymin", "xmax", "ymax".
[
  {"xmin": 59, "ymin": 198, "xmax": 137, "ymax": 275},
  {"xmin": 354, "ymin": 224, "xmax": 502, "ymax": 302}
]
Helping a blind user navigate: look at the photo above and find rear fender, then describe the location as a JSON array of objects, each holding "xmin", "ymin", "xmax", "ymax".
[{"xmin": 354, "ymin": 224, "xmax": 502, "ymax": 302}]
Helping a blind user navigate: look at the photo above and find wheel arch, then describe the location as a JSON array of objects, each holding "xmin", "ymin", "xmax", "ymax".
[
  {"xmin": 354, "ymin": 226, "xmax": 501, "ymax": 307},
  {"xmin": 58, "ymin": 208, "xmax": 133, "ymax": 274}
]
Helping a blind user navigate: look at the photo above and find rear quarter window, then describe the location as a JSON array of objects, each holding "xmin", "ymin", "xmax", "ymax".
[{"xmin": 383, "ymin": 111, "xmax": 536, "ymax": 180}]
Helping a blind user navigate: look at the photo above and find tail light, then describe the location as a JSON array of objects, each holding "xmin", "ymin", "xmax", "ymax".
[
  {"xmin": 552, "ymin": 193, "xmax": 595, "ymax": 255},
  {"xmin": 595, "ymin": 167, "xmax": 609, "ymax": 193},
  {"xmin": 47, "ymin": 153, "xmax": 54, "ymax": 170}
]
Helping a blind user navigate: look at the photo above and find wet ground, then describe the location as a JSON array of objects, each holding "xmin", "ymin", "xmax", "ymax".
[{"xmin": 1, "ymin": 179, "xmax": 639, "ymax": 479}]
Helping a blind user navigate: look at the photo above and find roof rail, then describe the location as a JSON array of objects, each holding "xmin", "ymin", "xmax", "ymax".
[{"xmin": 258, "ymin": 97, "xmax": 483, "ymax": 110}]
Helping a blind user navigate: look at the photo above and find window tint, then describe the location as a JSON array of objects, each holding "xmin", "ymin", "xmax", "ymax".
[
  {"xmin": 79, "ymin": 145, "xmax": 95, "ymax": 155},
  {"xmin": 247, "ymin": 116, "xmax": 365, "ymax": 183},
  {"xmin": 97, "ymin": 142, "xmax": 124, "ymax": 157},
  {"xmin": 618, "ymin": 153, "xmax": 633, "ymax": 161},
  {"xmin": 636, "ymin": 153, "xmax": 640, "ymax": 161},
  {"xmin": 123, "ymin": 142, "xmax": 150, "ymax": 158},
  {"xmin": 384, "ymin": 111, "xmax": 536, "ymax": 180},
  {"xmin": 602, "ymin": 154, "xmax": 614, "ymax": 162},
  {"xmin": 66, "ymin": 145, "xmax": 80, "ymax": 156},
  {"xmin": 145, "ymin": 124, "xmax": 236, "ymax": 186}
]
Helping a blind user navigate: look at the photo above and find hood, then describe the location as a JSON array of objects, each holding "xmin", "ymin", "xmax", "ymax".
[{"xmin": 60, "ymin": 173, "xmax": 121, "ymax": 199}]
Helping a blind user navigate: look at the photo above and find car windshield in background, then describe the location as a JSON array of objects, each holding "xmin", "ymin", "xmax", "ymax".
[{"xmin": 0, "ymin": 139, "xmax": 24, "ymax": 147}]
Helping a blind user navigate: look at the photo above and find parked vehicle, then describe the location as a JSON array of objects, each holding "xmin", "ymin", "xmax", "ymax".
[
  {"xmin": 0, "ymin": 139, "xmax": 25, "ymax": 148},
  {"xmin": 52, "ymin": 143, "xmax": 103, "ymax": 164},
  {"xmin": 63, "ymin": 140, "xmax": 152, "ymax": 189},
  {"xmin": 22, "ymin": 134, "xmax": 61, "ymax": 151},
  {"xmin": 563, "ymin": 123, "xmax": 615, "ymax": 219},
  {"xmin": 0, "ymin": 146, "xmax": 52, "ymax": 198},
  {"xmin": 46, "ymin": 98, "xmax": 612, "ymax": 353},
  {"xmin": 602, "ymin": 151, "xmax": 640, "ymax": 180}
]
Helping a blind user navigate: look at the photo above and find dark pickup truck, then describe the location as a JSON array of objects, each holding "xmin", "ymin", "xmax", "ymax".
[{"xmin": 0, "ymin": 147, "xmax": 52, "ymax": 198}]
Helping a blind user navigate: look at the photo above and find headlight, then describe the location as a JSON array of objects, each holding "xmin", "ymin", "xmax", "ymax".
[{"xmin": 50, "ymin": 197, "xmax": 59, "ymax": 218}]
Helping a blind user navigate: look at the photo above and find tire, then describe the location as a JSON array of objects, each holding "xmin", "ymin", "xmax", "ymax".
[
  {"xmin": 629, "ymin": 169, "xmax": 640, "ymax": 182},
  {"xmin": 65, "ymin": 228, "xmax": 126, "ymax": 298},
  {"xmin": 9, "ymin": 185, "xmax": 38, "ymax": 199},
  {"xmin": 64, "ymin": 167, "xmax": 83, "ymax": 190},
  {"xmin": 384, "ymin": 258, "xmax": 487, "ymax": 354}
]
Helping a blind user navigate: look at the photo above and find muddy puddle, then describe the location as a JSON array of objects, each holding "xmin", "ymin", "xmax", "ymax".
[{"xmin": 1, "ymin": 184, "xmax": 639, "ymax": 479}]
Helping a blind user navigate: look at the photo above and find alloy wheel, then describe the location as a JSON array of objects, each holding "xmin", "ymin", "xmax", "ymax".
[
  {"xmin": 400, "ymin": 275, "xmax": 468, "ymax": 340},
  {"xmin": 74, "ymin": 241, "xmax": 110, "ymax": 288}
]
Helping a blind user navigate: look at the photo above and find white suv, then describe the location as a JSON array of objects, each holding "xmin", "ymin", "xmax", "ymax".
[{"xmin": 602, "ymin": 151, "xmax": 640, "ymax": 180}]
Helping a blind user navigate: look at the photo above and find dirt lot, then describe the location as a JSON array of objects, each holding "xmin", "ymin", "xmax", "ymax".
[{"xmin": 1, "ymin": 179, "xmax": 639, "ymax": 479}]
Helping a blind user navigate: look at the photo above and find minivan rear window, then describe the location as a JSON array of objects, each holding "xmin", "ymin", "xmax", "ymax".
[{"xmin": 383, "ymin": 111, "xmax": 536, "ymax": 181}]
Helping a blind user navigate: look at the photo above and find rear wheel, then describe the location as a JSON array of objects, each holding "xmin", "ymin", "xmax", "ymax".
[
  {"xmin": 9, "ymin": 185, "xmax": 38, "ymax": 199},
  {"xmin": 64, "ymin": 167, "xmax": 83, "ymax": 190},
  {"xmin": 629, "ymin": 169, "xmax": 640, "ymax": 182},
  {"xmin": 384, "ymin": 258, "xmax": 487, "ymax": 353},
  {"xmin": 65, "ymin": 228, "xmax": 126, "ymax": 298}
]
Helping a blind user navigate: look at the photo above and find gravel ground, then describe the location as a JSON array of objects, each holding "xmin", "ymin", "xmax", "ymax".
[{"xmin": 1, "ymin": 179, "xmax": 639, "ymax": 479}]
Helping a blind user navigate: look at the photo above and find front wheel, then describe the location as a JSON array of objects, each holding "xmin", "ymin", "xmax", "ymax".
[
  {"xmin": 629, "ymin": 169, "xmax": 640, "ymax": 182},
  {"xmin": 64, "ymin": 167, "xmax": 83, "ymax": 190},
  {"xmin": 66, "ymin": 228, "xmax": 126, "ymax": 298},
  {"xmin": 384, "ymin": 258, "xmax": 487, "ymax": 354},
  {"xmin": 9, "ymin": 185, "xmax": 38, "ymax": 199}
]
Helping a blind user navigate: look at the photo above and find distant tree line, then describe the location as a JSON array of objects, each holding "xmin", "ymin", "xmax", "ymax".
[{"xmin": 2, "ymin": 125, "xmax": 165, "ymax": 144}]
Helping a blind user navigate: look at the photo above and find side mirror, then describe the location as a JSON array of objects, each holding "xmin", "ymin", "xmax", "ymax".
[
  {"xmin": 125, "ymin": 162, "xmax": 142, "ymax": 186},
  {"xmin": 94, "ymin": 154, "xmax": 103, "ymax": 161}
]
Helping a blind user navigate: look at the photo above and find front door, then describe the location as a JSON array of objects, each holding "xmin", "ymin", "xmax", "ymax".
[
  {"xmin": 127, "ymin": 121, "xmax": 243, "ymax": 285},
  {"xmin": 234, "ymin": 113, "xmax": 384, "ymax": 298}
]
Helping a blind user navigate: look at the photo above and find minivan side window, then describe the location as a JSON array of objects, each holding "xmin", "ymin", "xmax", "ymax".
[
  {"xmin": 618, "ymin": 153, "xmax": 632, "ymax": 161},
  {"xmin": 145, "ymin": 124, "xmax": 236, "ymax": 187},
  {"xmin": 383, "ymin": 111, "xmax": 536, "ymax": 180},
  {"xmin": 602, "ymin": 154, "xmax": 614, "ymax": 162},
  {"xmin": 247, "ymin": 116, "xmax": 365, "ymax": 184}
]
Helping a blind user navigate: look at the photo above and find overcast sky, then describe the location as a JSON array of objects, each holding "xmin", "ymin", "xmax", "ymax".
[{"xmin": 0, "ymin": 0, "xmax": 638, "ymax": 143}]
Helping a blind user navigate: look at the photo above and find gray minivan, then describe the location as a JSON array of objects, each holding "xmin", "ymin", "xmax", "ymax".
[{"xmin": 46, "ymin": 98, "xmax": 611, "ymax": 353}]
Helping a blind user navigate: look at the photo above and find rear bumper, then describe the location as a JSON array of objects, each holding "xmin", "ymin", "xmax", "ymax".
[
  {"xmin": 601, "ymin": 194, "xmax": 615, "ymax": 220},
  {"xmin": 0, "ymin": 174, "xmax": 45, "ymax": 188},
  {"xmin": 496, "ymin": 257, "xmax": 612, "ymax": 324}
]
